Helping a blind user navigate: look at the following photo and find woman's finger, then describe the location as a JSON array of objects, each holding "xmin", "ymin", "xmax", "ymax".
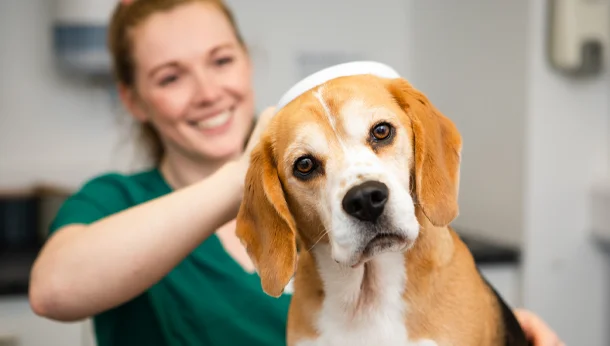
[
  {"xmin": 243, "ymin": 106, "xmax": 276, "ymax": 158},
  {"xmin": 513, "ymin": 309, "xmax": 565, "ymax": 346}
]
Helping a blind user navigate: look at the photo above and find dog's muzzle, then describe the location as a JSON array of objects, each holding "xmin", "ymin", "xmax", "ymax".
[
  {"xmin": 334, "ymin": 179, "xmax": 413, "ymax": 267},
  {"xmin": 342, "ymin": 180, "xmax": 389, "ymax": 223}
]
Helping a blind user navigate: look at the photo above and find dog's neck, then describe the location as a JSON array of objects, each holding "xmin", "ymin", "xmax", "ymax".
[
  {"xmin": 290, "ymin": 212, "xmax": 479, "ymax": 346},
  {"xmin": 300, "ymin": 218, "xmax": 453, "ymax": 346},
  {"xmin": 311, "ymin": 244, "xmax": 407, "ymax": 320},
  {"xmin": 306, "ymin": 244, "xmax": 411, "ymax": 346}
]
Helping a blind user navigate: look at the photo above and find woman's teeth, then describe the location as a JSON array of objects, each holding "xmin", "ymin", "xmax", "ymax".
[{"xmin": 196, "ymin": 110, "xmax": 232, "ymax": 130}]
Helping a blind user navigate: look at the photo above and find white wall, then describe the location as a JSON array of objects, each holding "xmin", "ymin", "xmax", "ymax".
[
  {"xmin": 0, "ymin": 1, "xmax": 139, "ymax": 191},
  {"xmin": 521, "ymin": 1, "xmax": 610, "ymax": 345},
  {"xmin": 225, "ymin": 0, "xmax": 410, "ymax": 113},
  {"xmin": 406, "ymin": 0, "xmax": 529, "ymax": 248},
  {"xmin": 404, "ymin": 1, "xmax": 610, "ymax": 344}
]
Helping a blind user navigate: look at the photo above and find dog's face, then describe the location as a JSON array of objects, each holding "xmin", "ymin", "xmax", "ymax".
[
  {"xmin": 236, "ymin": 75, "xmax": 462, "ymax": 297},
  {"xmin": 274, "ymin": 79, "xmax": 421, "ymax": 267}
]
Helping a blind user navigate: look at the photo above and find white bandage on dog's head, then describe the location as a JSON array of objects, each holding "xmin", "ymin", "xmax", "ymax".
[{"xmin": 276, "ymin": 61, "xmax": 401, "ymax": 111}]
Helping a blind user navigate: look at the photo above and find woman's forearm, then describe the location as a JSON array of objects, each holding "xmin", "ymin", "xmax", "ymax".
[{"xmin": 29, "ymin": 161, "xmax": 245, "ymax": 322}]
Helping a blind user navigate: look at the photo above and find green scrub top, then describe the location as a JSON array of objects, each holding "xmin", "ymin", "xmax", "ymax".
[{"xmin": 48, "ymin": 168, "xmax": 292, "ymax": 346}]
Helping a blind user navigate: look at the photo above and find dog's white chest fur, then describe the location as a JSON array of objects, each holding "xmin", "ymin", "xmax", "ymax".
[{"xmin": 295, "ymin": 245, "xmax": 437, "ymax": 346}]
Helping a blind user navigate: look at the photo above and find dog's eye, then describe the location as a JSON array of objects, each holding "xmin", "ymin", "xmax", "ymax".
[
  {"xmin": 371, "ymin": 122, "xmax": 393, "ymax": 141},
  {"xmin": 295, "ymin": 157, "xmax": 314, "ymax": 173},
  {"xmin": 293, "ymin": 156, "xmax": 318, "ymax": 179}
]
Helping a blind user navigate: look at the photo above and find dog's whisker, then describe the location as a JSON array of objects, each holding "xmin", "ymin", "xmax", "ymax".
[
  {"xmin": 413, "ymin": 201, "xmax": 429, "ymax": 209},
  {"xmin": 307, "ymin": 227, "xmax": 329, "ymax": 252},
  {"xmin": 307, "ymin": 231, "xmax": 328, "ymax": 252}
]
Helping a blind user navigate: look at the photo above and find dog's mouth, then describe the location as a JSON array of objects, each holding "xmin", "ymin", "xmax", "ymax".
[{"xmin": 350, "ymin": 232, "xmax": 410, "ymax": 268}]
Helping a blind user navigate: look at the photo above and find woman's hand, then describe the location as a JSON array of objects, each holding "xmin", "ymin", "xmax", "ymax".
[
  {"xmin": 514, "ymin": 309, "xmax": 565, "ymax": 346},
  {"xmin": 239, "ymin": 106, "xmax": 276, "ymax": 168}
]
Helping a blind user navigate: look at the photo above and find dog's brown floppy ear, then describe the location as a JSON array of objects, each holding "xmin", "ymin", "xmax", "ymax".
[
  {"xmin": 236, "ymin": 134, "xmax": 297, "ymax": 298},
  {"xmin": 386, "ymin": 78, "xmax": 462, "ymax": 227}
]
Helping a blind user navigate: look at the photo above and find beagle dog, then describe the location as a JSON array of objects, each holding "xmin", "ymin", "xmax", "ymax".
[{"xmin": 236, "ymin": 62, "xmax": 530, "ymax": 346}]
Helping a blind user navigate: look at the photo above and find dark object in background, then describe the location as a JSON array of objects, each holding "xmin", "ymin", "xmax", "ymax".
[
  {"xmin": 0, "ymin": 186, "xmax": 71, "ymax": 296},
  {"xmin": 0, "ymin": 192, "xmax": 43, "ymax": 252}
]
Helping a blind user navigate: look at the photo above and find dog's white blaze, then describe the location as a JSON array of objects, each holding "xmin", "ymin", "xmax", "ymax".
[
  {"xmin": 313, "ymin": 87, "xmax": 347, "ymax": 151},
  {"xmin": 293, "ymin": 245, "xmax": 437, "ymax": 346},
  {"xmin": 327, "ymin": 146, "xmax": 384, "ymax": 262},
  {"xmin": 339, "ymin": 99, "xmax": 376, "ymax": 141},
  {"xmin": 313, "ymin": 87, "xmax": 335, "ymax": 131}
]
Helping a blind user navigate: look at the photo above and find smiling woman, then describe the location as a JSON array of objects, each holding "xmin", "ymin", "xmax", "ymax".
[
  {"xmin": 28, "ymin": 1, "xmax": 285, "ymax": 346},
  {"xmin": 109, "ymin": 0, "xmax": 256, "ymax": 174}
]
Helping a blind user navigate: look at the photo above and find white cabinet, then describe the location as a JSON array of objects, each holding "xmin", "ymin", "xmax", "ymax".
[{"xmin": 0, "ymin": 296, "xmax": 96, "ymax": 346}]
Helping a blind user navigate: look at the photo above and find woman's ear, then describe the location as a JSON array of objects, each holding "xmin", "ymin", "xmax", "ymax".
[{"xmin": 118, "ymin": 83, "xmax": 148, "ymax": 122}]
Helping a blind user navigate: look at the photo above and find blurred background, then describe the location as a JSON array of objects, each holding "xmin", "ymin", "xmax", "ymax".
[{"xmin": 0, "ymin": 0, "xmax": 609, "ymax": 345}]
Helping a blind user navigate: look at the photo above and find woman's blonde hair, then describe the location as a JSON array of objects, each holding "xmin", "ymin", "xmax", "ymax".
[{"xmin": 107, "ymin": 0, "xmax": 247, "ymax": 164}]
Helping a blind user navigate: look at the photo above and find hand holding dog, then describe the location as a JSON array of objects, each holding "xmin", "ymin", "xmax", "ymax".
[
  {"xmin": 514, "ymin": 309, "xmax": 565, "ymax": 346},
  {"xmin": 239, "ymin": 106, "xmax": 276, "ymax": 171}
]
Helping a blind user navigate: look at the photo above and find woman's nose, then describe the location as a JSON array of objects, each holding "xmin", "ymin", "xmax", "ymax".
[{"xmin": 191, "ymin": 69, "xmax": 222, "ymax": 106}]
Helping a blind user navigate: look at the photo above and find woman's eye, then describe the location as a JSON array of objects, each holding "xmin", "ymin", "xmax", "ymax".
[
  {"xmin": 215, "ymin": 56, "xmax": 234, "ymax": 67},
  {"xmin": 159, "ymin": 74, "xmax": 179, "ymax": 87}
]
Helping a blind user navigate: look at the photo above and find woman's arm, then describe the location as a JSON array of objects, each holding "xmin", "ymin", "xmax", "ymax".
[
  {"xmin": 29, "ymin": 108, "xmax": 275, "ymax": 322},
  {"xmin": 29, "ymin": 160, "xmax": 245, "ymax": 322}
]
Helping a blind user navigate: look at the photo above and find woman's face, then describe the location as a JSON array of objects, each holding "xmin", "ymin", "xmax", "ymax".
[{"xmin": 128, "ymin": 2, "xmax": 255, "ymax": 162}]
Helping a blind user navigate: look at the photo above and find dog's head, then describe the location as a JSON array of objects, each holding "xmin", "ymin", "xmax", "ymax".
[{"xmin": 236, "ymin": 75, "xmax": 462, "ymax": 297}]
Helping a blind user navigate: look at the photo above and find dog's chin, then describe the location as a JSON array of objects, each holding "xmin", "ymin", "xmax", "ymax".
[
  {"xmin": 329, "ymin": 213, "xmax": 420, "ymax": 268},
  {"xmin": 347, "ymin": 231, "xmax": 411, "ymax": 268}
]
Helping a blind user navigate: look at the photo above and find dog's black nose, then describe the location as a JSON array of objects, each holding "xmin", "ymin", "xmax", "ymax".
[{"xmin": 342, "ymin": 181, "xmax": 389, "ymax": 223}]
